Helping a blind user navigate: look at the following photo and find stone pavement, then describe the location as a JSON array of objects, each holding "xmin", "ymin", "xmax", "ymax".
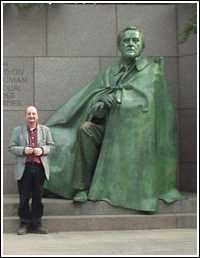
[{"xmin": 3, "ymin": 229, "xmax": 198, "ymax": 256}]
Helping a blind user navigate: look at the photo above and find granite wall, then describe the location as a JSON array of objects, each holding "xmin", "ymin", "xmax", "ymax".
[
  {"xmin": 177, "ymin": 4, "xmax": 197, "ymax": 192},
  {"xmin": 3, "ymin": 3, "xmax": 197, "ymax": 194}
]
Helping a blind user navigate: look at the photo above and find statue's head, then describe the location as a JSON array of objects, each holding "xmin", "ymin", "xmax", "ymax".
[{"xmin": 117, "ymin": 26, "xmax": 145, "ymax": 59}]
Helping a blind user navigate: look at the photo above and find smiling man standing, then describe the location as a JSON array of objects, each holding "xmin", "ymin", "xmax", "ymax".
[{"xmin": 9, "ymin": 106, "xmax": 54, "ymax": 235}]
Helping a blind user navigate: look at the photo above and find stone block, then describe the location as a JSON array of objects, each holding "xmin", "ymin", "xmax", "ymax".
[
  {"xmin": 177, "ymin": 4, "xmax": 197, "ymax": 55},
  {"xmin": 3, "ymin": 4, "xmax": 46, "ymax": 56},
  {"xmin": 178, "ymin": 34, "xmax": 197, "ymax": 56},
  {"xmin": 3, "ymin": 165, "xmax": 18, "ymax": 194},
  {"xmin": 37, "ymin": 110, "xmax": 56, "ymax": 124},
  {"xmin": 4, "ymin": 193, "xmax": 196, "ymax": 216},
  {"xmin": 179, "ymin": 109, "xmax": 197, "ymax": 162},
  {"xmin": 3, "ymin": 58, "xmax": 34, "ymax": 109},
  {"xmin": 164, "ymin": 57, "xmax": 178, "ymax": 84},
  {"xmin": 48, "ymin": 4, "xmax": 116, "ymax": 56},
  {"xmin": 117, "ymin": 4, "xmax": 177, "ymax": 56},
  {"xmin": 179, "ymin": 55, "xmax": 197, "ymax": 108},
  {"xmin": 179, "ymin": 163, "xmax": 197, "ymax": 192},
  {"xmin": 35, "ymin": 57, "xmax": 99, "ymax": 109},
  {"xmin": 176, "ymin": 214, "xmax": 197, "ymax": 228},
  {"xmin": 3, "ymin": 111, "xmax": 25, "ymax": 165},
  {"xmin": 4, "ymin": 214, "xmax": 182, "ymax": 233},
  {"xmin": 99, "ymin": 57, "xmax": 119, "ymax": 72}
]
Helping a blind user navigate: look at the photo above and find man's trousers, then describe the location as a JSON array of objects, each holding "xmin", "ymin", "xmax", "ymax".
[{"xmin": 17, "ymin": 163, "xmax": 46, "ymax": 229}]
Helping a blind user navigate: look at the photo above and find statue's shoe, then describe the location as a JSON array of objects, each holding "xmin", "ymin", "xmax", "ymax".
[{"xmin": 73, "ymin": 191, "xmax": 88, "ymax": 203}]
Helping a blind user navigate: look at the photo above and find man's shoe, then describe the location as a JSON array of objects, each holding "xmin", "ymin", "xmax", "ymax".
[
  {"xmin": 73, "ymin": 191, "xmax": 88, "ymax": 203},
  {"xmin": 17, "ymin": 225, "xmax": 28, "ymax": 235},
  {"xmin": 32, "ymin": 226, "xmax": 48, "ymax": 234}
]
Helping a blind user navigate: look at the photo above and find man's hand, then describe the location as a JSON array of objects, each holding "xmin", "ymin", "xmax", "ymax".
[
  {"xmin": 33, "ymin": 147, "xmax": 43, "ymax": 156},
  {"xmin": 24, "ymin": 147, "xmax": 34, "ymax": 155}
]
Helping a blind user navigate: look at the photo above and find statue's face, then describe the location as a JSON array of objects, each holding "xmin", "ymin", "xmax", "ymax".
[{"xmin": 119, "ymin": 30, "xmax": 143, "ymax": 59}]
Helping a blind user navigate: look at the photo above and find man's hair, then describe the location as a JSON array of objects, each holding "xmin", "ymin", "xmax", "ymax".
[
  {"xmin": 25, "ymin": 105, "xmax": 38, "ymax": 114},
  {"xmin": 117, "ymin": 26, "xmax": 145, "ymax": 49}
]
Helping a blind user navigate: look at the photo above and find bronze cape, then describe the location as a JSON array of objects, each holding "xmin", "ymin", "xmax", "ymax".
[{"xmin": 44, "ymin": 56, "xmax": 182, "ymax": 211}]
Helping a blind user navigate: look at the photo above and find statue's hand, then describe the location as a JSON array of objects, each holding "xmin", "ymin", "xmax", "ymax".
[
  {"xmin": 81, "ymin": 121, "xmax": 96, "ymax": 129},
  {"xmin": 92, "ymin": 101, "xmax": 106, "ymax": 118},
  {"xmin": 100, "ymin": 93, "xmax": 117, "ymax": 108},
  {"xmin": 93, "ymin": 101, "xmax": 105, "ymax": 112},
  {"xmin": 88, "ymin": 94, "xmax": 117, "ymax": 120}
]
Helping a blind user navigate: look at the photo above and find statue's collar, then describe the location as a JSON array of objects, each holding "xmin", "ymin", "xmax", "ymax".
[
  {"xmin": 118, "ymin": 55, "xmax": 149, "ymax": 72},
  {"xmin": 135, "ymin": 55, "xmax": 149, "ymax": 71}
]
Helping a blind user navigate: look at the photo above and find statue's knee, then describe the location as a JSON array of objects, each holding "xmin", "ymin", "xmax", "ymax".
[
  {"xmin": 77, "ymin": 127, "xmax": 85, "ymax": 137},
  {"xmin": 78, "ymin": 122, "xmax": 90, "ymax": 135}
]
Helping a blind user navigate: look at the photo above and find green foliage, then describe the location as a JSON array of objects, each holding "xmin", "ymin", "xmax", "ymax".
[
  {"xmin": 179, "ymin": 6, "xmax": 197, "ymax": 43},
  {"xmin": 15, "ymin": 4, "xmax": 46, "ymax": 8},
  {"xmin": 4, "ymin": 3, "xmax": 52, "ymax": 9}
]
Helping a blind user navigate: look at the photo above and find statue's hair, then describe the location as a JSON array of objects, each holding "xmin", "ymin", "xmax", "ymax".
[{"xmin": 117, "ymin": 26, "xmax": 145, "ymax": 49}]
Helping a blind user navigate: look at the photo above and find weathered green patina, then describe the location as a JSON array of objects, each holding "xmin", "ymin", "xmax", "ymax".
[{"xmin": 44, "ymin": 26, "xmax": 182, "ymax": 211}]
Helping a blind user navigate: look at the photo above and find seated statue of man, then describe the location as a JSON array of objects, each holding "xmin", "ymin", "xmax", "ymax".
[{"xmin": 44, "ymin": 26, "xmax": 182, "ymax": 212}]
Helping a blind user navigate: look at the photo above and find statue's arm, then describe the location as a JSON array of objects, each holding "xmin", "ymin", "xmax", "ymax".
[{"xmin": 88, "ymin": 92, "xmax": 117, "ymax": 119}]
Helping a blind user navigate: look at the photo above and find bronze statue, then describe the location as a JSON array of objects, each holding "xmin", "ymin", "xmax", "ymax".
[{"xmin": 44, "ymin": 26, "xmax": 182, "ymax": 211}]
